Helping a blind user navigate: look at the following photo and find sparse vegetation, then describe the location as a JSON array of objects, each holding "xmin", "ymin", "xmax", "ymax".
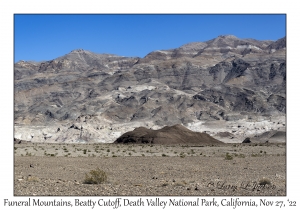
[
  {"xmin": 175, "ymin": 182, "xmax": 186, "ymax": 187},
  {"xmin": 225, "ymin": 153, "xmax": 233, "ymax": 160},
  {"xmin": 14, "ymin": 140, "xmax": 286, "ymax": 196},
  {"xmin": 238, "ymin": 154, "xmax": 245, "ymax": 158},
  {"xmin": 26, "ymin": 152, "xmax": 32, "ymax": 156},
  {"xmin": 259, "ymin": 178, "xmax": 271, "ymax": 186},
  {"xmin": 83, "ymin": 168, "xmax": 107, "ymax": 184},
  {"xmin": 161, "ymin": 183, "xmax": 169, "ymax": 187},
  {"xmin": 27, "ymin": 176, "xmax": 40, "ymax": 182}
]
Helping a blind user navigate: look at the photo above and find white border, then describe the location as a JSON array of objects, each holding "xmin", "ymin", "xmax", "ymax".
[{"xmin": 1, "ymin": 1, "xmax": 298, "ymax": 209}]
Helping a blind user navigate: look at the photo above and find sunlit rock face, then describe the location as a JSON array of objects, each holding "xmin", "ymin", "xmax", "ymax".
[{"xmin": 14, "ymin": 35, "xmax": 286, "ymax": 143}]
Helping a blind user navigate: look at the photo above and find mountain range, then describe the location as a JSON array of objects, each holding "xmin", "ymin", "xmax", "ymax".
[{"xmin": 14, "ymin": 35, "xmax": 286, "ymax": 143}]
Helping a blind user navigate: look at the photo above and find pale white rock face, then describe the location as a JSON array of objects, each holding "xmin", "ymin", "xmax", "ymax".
[
  {"xmin": 154, "ymin": 50, "xmax": 172, "ymax": 54},
  {"xmin": 237, "ymin": 45, "xmax": 262, "ymax": 51}
]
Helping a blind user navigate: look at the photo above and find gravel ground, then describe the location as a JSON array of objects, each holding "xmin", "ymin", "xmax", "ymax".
[{"xmin": 14, "ymin": 143, "xmax": 286, "ymax": 196}]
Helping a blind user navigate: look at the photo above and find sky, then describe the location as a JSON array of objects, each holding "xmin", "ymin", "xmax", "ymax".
[{"xmin": 14, "ymin": 14, "xmax": 286, "ymax": 63}]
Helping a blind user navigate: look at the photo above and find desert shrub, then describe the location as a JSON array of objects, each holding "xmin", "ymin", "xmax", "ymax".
[
  {"xmin": 180, "ymin": 152, "xmax": 185, "ymax": 158},
  {"xmin": 162, "ymin": 154, "xmax": 167, "ymax": 157},
  {"xmin": 27, "ymin": 176, "xmax": 40, "ymax": 182},
  {"xmin": 251, "ymin": 153, "xmax": 260, "ymax": 157},
  {"xmin": 161, "ymin": 183, "xmax": 169, "ymax": 187},
  {"xmin": 238, "ymin": 154, "xmax": 245, "ymax": 158},
  {"xmin": 225, "ymin": 153, "xmax": 233, "ymax": 160},
  {"xmin": 175, "ymin": 182, "xmax": 186, "ymax": 187},
  {"xmin": 259, "ymin": 178, "xmax": 271, "ymax": 186},
  {"xmin": 83, "ymin": 168, "xmax": 107, "ymax": 184}
]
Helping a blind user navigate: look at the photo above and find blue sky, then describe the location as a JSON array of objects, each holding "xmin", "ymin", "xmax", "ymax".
[{"xmin": 14, "ymin": 14, "xmax": 286, "ymax": 62}]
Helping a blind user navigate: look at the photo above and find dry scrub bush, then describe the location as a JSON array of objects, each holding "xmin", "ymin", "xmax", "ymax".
[
  {"xmin": 27, "ymin": 176, "xmax": 40, "ymax": 182},
  {"xmin": 83, "ymin": 168, "xmax": 107, "ymax": 184},
  {"xmin": 259, "ymin": 178, "xmax": 271, "ymax": 186},
  {"xmin": 225, "ymin": 153, "xmax": 233, "ymax": 160}
]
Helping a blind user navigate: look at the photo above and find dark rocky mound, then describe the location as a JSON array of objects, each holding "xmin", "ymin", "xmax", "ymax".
[
  {"xmin": 242, "ymin": 137, "xmax": 251, "ymax": 143},
  {"xmin": 114, "ymin": 124, "xmax": 224, "ymax": 145},
  {"xmin": 14, "ymin": 138, "xmax": 25, "ymax": 144}
]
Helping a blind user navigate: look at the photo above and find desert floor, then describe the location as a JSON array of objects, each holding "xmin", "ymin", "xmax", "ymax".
[{"xmin": 14, "ymin": 142, "xmax": 286, "ymax": 196}]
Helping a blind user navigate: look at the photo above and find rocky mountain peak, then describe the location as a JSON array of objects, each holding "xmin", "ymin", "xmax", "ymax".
[
  {"xmin": 217, "ymin": 35, "xmax": 238, "ymax": 39},
  {"xmin": 267, "ymin": 36, "xmax": 286, "ymax": 51},
  {"xmin": 70, "ymin": 49, "xmax": 86, "ymax": 53}
]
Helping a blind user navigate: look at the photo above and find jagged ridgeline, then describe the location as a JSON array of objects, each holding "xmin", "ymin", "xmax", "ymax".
[{"xmin": 14, "ymin": 35, "xmax": 286, "ymax": 143}]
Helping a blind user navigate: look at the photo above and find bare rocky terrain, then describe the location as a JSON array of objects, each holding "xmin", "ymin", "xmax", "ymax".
[
  {"xmin": 14, "ymin": 35, "xmax": 286, "ymax": 144},
  {"xmin": 14, "ymin": 142, "xmax": 286, "ymax": 196}
]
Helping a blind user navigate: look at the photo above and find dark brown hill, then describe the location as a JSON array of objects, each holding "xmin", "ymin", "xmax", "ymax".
[{"xmin": 114, "ymin": 124, "xmax": 224, "ymax": 145}]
